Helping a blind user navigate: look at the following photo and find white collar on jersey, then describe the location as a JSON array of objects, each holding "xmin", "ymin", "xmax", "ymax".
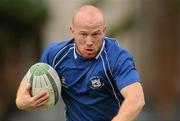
[{"xmin": 73, "ymin": 39, "xmax": 105, "ymax": 60}]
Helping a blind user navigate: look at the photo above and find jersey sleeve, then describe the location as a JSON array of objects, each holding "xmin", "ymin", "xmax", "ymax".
[
  {"xmin": 113, "ymin": 49, "xmax": 141, "ymax": 91},
  {"xmin": 40, "ymin": 43, "xmax": 57, "ymax": 65}
]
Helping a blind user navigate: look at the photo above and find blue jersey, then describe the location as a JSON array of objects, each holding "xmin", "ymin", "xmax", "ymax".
[{"xmin": 40, "ymin": 37, "xmax": 140, "ymax": 121}]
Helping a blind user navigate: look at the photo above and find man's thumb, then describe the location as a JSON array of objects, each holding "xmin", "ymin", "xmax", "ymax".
[{"xmin": 26, "ymin": 83, "xmax": 31, "ymax": 91}]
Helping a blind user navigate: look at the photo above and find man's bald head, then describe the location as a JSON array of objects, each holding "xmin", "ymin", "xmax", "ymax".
[{"xmin": 72, "ymin": 5, "xmax": 105, "ymax": 27}]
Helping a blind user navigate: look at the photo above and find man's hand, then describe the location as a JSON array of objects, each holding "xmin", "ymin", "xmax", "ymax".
[{"xmin": 16, "ymin": 77, "xmax": 50, "ymax": 110}]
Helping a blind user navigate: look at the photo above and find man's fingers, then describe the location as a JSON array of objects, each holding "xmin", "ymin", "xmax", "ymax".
[
  {"xmin": 30, "ymin": 92, "xmax": 50, "ymax": 109},
  {"xmin": 35, "ymin": 94, "xmax": 50, "ymax": 105},
  {"xmin": 35, "ymin": 97, "xmax": 50, "ymax": 108},
  {"xmin": 32, "ymin": 91, "xmax": 49, "ymax": 102}
]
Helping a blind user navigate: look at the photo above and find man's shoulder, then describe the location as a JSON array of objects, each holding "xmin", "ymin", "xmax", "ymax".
[
  {"xmin": 104, "ymin": 37, "xmax": 124, "ymax": 53},
  {"xmin": 103, "ymin": 37, "xmax": 132, "ymax": 61},
  {"xmin": 46, "ymin": 39, "xmax": 74, "ymax": 53},
  {"xmin": 40, "ymin": 38, "xmax": 74, "ymax": 65}
]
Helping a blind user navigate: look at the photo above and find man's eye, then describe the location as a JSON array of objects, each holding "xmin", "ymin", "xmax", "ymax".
[
  {"xmin": 80, "ymin": 33, "xmax": 87, "ymax": 36},
  {"xmin": 92, "ymin": 33, "xmax": 100, "ymax": 37}
]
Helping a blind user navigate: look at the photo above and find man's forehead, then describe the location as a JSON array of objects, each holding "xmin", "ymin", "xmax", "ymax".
[{"xmin": 72, "ymin": 5, "xmax": 105, "ymax": 26}]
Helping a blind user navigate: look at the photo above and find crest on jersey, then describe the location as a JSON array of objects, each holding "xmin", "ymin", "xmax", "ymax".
[{"xmin": 90, "ymin": 76, "xmax": 104, "ymax": 89}]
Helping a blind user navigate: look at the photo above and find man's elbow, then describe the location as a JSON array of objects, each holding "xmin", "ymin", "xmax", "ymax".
[
  {"xmin": 15, "ymin": 97, "xmax": 22, "ymax": 110},
  {"xmin": 137, "ymin": 95, "xmax": 145, "ymax": 111}
]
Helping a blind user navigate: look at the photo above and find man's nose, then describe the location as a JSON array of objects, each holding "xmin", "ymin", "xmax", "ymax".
[{"xmin": 86, "ymin": 36, "xmax": 93, "ymax": 46}]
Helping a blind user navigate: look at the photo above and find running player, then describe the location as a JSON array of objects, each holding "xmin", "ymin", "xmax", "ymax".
[{"xmin": 16, "ymin": 5, "xmax": 145, "ymax": 121}]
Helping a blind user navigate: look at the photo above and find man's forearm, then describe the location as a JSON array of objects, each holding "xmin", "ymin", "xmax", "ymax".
[{"xmin": 112, "ymin": 94, "xmax": 145, "ymax": 121}]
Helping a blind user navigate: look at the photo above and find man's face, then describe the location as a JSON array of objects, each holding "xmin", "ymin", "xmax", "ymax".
[{"xmin": 70, "ymin": 14, "xmax": 106, "ymax": 59}]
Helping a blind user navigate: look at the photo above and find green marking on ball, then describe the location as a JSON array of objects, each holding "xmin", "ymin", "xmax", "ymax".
[
  {"xmin": 41, "ymin": 63, "xmax": 49, "ymax": 70},
  {"xmin": 30, "ymin": 63, "xmax": 50, "ymax": 76}
]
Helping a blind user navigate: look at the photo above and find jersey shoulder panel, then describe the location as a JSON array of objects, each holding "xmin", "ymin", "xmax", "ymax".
[
  {"xmin": 104, "ymin": 37, "xmax": 125, "ymax": 54},
  {"xmin": 104, "ymin": 37, "xmax": 127, "ymax": 63},
  {"xmin": 103, "ymin": 37, "xmax": 136, "ymax": 73},
  {"xmin": 40, "ymin": 39, "xmax": 74, "ymax": 65}
]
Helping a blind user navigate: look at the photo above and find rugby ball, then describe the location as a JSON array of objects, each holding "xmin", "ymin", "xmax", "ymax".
[{"xmin": 25, "ymin": 62, "xmax": 61, "ymax": 108}]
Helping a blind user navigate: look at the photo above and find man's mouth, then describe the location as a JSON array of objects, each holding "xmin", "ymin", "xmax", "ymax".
[
  {"xmin": 86, "ymin": 48, "xmax": 93, "ymax": 51},
  {"xmin": 85, "ymin": 48, "xmax": 94, "ymax": 54}
]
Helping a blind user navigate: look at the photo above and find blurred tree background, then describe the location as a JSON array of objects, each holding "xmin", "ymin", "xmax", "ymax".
[
  {"xmin": 0, "ymin": 0, "xmax": 48, "ymax": 120},
  {"xmin": 0, "ymin": 0, "xmax": 180, "ymax": 120}
]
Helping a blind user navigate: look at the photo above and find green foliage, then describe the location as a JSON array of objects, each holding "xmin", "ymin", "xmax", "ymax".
[
  {"xmin": 107, "ymin": 16, "xmax": 138, "ymax": 37},
  {"xmin": 86, "ymin": 0, "xmax": 107, "ymax": 6},
  {"xmin": 170, "ymin": 0, "xmax": 180, "ymax": 8},
  {"xmin": 0, "ymin": 0, "xmax": 48, "ymax": 36},
  {"xmin": 0, "ymin": 0, "xmax": 48, "ymax": 24},
  {"xmin": 0, "ymin": 0, "xmax": 48, "ymax": 61}
]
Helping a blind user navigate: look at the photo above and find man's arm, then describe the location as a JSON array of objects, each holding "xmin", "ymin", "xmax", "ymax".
[
  {"xmin": 112, "ymin": 82, "xmax": 145, "ymax": 121},
  {"xmin": 15, "ymin": 76, "xmax": 50, "ymax": 110}
]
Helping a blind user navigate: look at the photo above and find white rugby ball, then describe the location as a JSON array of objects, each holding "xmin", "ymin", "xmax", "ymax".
[{"xmin": 25, "ymin": 62, "xmax": 61, "ymax": 108}]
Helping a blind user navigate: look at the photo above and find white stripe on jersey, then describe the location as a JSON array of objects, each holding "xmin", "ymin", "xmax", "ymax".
[
  {"xmin": 103, "ymin": 50, "xmax": 114, "ymax": 79},
  {"xmin": 100, "ymin": 53, "xmax": 121, "ymax": 107},
  {"xmin": 54, "ymin": 46, "xmax": 74, "ymax": 69},
  {"xmin": 95, "ymin": 40, "xmax": 105, "ymax": 59},
  {"xmin": 73, "ymin": 44, "xmax": 77, "ymax": 59},
  {"xmin": 52, "ymin": 43, "xmax": 74, "ymax": 67}
]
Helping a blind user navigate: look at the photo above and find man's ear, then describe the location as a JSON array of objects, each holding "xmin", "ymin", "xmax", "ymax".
[
  {"xmin": 103, "ymin": 25, "xmax": 107, "ymax": 34},
  {"xmin": 70, "ymin": 25, "xmax": 75, "ymax": 37},
  {"xmin": 70, "ymin": 25, "xmax": 74, "ymax": 34}
]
